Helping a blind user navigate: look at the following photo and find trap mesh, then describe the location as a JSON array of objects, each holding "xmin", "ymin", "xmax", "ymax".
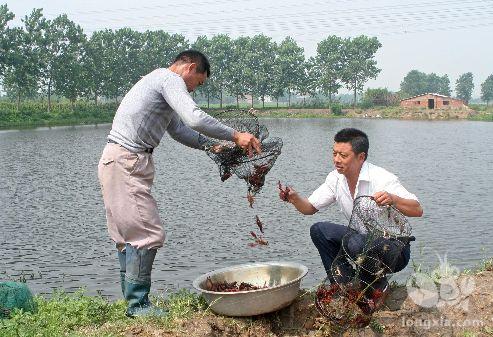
[
  {"xmin": 0, "ymin": 281, "xmax": 36, "ymax": 318},
  {"xmin": 204, "ymin": 109, "xmax": 282, "ymax": 195},
  {"xmin": 316, "ymin": 196, "xmax": 414, "ymax": 327}
]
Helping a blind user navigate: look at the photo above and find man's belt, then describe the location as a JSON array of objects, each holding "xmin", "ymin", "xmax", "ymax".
[{"xmin": 107, "ymin": 139, "xmax": 153, "ymax": 154}]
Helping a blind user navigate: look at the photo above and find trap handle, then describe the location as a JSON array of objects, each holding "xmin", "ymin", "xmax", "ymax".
[{"xmin": 396, "ymin": 235, "xmax": 416, "ymax": 244}]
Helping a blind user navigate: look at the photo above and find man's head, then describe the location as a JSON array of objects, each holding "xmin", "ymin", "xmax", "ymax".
[
  {"xmin": 169, "ymin": 50, "xmax": 210, "ymax": 92},
  {"xmin": 332, "ymin": 128, "xmax": 369, "ymax": 176}
]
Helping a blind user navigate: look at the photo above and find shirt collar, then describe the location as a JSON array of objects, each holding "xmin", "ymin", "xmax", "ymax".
[{"xmin": 357, "ymin": 161, "xmax": 370, "ymax": 182}]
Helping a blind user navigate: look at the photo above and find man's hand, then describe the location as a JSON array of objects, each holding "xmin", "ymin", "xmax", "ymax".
[
  {"xmin": 278, "ymin": 181, "xmax": 294, "ymax": 202},
  {"xmin": 373, "ymin": 191, "xmax": 394, "ymax": 207},
  {"xmin": 232, "ymin": 131, "xmax": 262, "ymax": 157},
  {"xmin": 373, "ymin": 191, "xmax": 423, "ymax": 217}
]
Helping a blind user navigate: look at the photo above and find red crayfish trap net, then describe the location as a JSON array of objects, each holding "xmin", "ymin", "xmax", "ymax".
[
  {"xmin": 203, "ymin": 109, "xmax": 283, "ymax": 196},
  {"xmin": 315, "ymin": 196, "xmax": 415, "ymax": 327}
]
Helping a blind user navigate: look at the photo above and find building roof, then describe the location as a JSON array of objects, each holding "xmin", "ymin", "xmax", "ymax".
[{"xmin": 400, "ymin": 93, "xmax": 459, "ymax": 101}]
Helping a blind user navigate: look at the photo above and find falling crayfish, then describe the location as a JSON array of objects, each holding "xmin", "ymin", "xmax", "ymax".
[
  {"xmin": 249, "ymin": 231, "xmax": 268, "ymax": 247},
  {"xmin": 247, "ymin": 191, "xmax": 255, "ymax": 208}
]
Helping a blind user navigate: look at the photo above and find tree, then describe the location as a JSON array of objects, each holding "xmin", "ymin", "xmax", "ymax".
[
  {"xmin": 274, "ymin": 37, "xmax": 305, "ymax": 107},
  {"xmin": 246, "ymin": 34, "xmax": 277, "ymax": 108},
  {"xmin": 362, "ymin": 88, "xmax": 397, "ymax": 107},
  {"xmin": 481, "ymin": 74, "xmax": 493, "ymax": 106},
  {"xmin": 49, "ymin": 15, "xmax": 87, "ymax": 104},
  {"xmin": 426, "ymin": 73, "xmax": 450, "ymax": 96},
  {"xmin": 400, "ymin": 70, "xmax": 428, "ymax": 96},
  {"xmin": 401, "ymin": 70, "xmax": 451, "ymax": 97},
  {"xmin": 227, "ymin": 36, "xmax": 252, "ymax": 108},
  {"xmin": 0, "ymin": 4, "xmax": 15, "ymax": 79},
  {"xmin": 315, "ymin": 35, "xmax": 344, "ymax": 103},
  {"xmin": 192, "ymin": 35, "xmax": 234, "ymax": 108},
  {"xmin": 455, "ymin": 72, "xmax": 474, "ymax": 104},
  {"xmin": 340, "ymin": 35, "xmax": 381, "ymax": 106},
  {"xmin": 2, "ymin": 9, "xmax": 45, "ymax": 109},
  {"xmin": 140, "ymin": 30, "xmax": 188, "ymax": 75}
]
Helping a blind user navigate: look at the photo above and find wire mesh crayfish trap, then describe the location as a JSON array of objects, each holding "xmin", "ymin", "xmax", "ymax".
[
  {"xmin": 203, "ymin": 109, "xmax": 283, "ymax": 197},
  {"xmin": 315, "ymin": 195, "xmax": 415, "ymax": 327}
]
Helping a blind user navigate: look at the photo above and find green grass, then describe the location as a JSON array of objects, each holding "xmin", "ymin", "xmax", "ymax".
[
  {"xmin": 0, "ymin": 289, "xmax": 207, "ymax": 337},
  {"xmin": 0, "ymin": 101, "xmax": 117, "ymax": 129}
]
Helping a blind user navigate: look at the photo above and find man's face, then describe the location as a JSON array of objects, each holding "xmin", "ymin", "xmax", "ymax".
[
  {"xmin": 332, "ymin": 142, "xmax": 365, "ymax": 176},
  {"xmin": 182, "ymin": 64, "xmax": 207, "ymax": 92}
]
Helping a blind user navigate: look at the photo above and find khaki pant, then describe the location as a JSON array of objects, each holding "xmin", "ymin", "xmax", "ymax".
[{"xmin": 98, "ymin": 143, "xmax": 165, "ymax": 250}]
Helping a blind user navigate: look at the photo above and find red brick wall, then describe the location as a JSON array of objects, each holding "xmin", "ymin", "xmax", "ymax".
[{"xmin": 400, "ymin": 94, "xmax": 465, "ymax": 109}]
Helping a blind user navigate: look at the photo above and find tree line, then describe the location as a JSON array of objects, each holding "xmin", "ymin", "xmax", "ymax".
[
  {"xmin": 400, "ymin": 70, "xmax": 493, "ymax": 105},
  {"xmin": 0, "ymin": 5, "xmax": 382, "ymax": 111}
]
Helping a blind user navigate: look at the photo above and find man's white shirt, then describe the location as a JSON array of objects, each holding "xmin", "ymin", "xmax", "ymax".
[{"xmin": 308, "ymin": 161, "xmax": 418, "ymax": 221}]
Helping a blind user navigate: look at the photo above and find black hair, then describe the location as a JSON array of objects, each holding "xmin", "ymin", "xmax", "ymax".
[
  {"xmin": 334, "ymin": 128, "xmax": 369, "ymax": 160},
  {"xmin": 172, "ymin": 50, "xmax": 211, "ymax": 77}
]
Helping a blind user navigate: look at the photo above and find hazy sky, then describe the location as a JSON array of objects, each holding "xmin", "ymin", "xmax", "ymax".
[{"xmin": 4, "ymin": 0, "xmax": 493, "ymax": 97}]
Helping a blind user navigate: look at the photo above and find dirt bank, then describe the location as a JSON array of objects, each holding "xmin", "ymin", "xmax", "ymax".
[
  {"xmin": 254, "ymin": 107, "xmax": 478, "ymax": 120},
  {"xmin": 111, "ymin": 269, "xmax": 493, "ymax": 337}
]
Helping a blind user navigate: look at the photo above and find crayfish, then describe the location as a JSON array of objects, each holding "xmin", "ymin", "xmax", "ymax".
[
  {"xmin": 248, "ymin": 230, "xmax": 268, "ymax": 247},
  {"xmin": 315, "ymin": 282, "xmax": 372, "ymax": 328},
  {"xmin": 246, "ymin": 163, "xmax": 270, "ymax": 191},
  {"xmin": 205, "ymin": 276, "xmax": 266, "ymax": 292},
  {"xmin": 278, "ymin": 180, "xmax": 290, "ymax": 201},
  {"xmin": 247, "ymin": 191, "xmax": 255, "ymax": 208}
]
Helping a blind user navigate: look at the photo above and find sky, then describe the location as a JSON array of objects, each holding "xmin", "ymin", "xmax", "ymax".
[{"xmin": 3, "ymin": 0, "xmax": 493, "ymax": 97}]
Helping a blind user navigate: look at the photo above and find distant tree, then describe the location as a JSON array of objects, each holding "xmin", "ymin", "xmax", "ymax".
[
  {"xmin": 276, "ymin": 37, "xmax": 305, "ymax": 107},
  {"xmin": 362, "ymin": 88, "xmax": 397, "ymax": 107},
  {"xmin": 315, "ymin": 35, "xmax": 344, "ymax": 103},
  {"xmin": 111, "ymin": 28, "xmax": 143, "ymax": 98},
  {"xmin": 227, "ymin": 36, "xmax": 252, "ymax": 108},
  {"xmin": 340, "ymin": 35, "xmax": 381, "ymax": 106},
  {"xmin": 50, "ymin": 15, "xmax": 87, "ymax": 104},
  {"xmin": 400, "ymin": 70, "xmax": 428, "ymax": 96},
  {"xmin": 140, "ymin": 30, "xmax": 188, "ymax": 75},
  {"xmin": 82, "ymin": 31, "xmax": 106, "ymax": 104},
  {"xmin": 0, "ymin": 4, "xmax": 15, "ymax": 79},
  {"xmin": 2, "ymin": 10, "xmax": 44, "ymax": 109},
  {"xmin": 481, "ymin": 74, "xmax": 493, "ymax": 106},
  {"xmin": 297, "ymin": 57, "xmax": 319, "ymax": 105},
  {"xmin": 401, "ymin": 70, "xmax": 451, "ymax": 97},
  {"xmin": 427, "ymin": 73, "xmax": 450, "ymax": 96},
  {"xmin": 247, "ymin": 34, "xmax": 277, "ymax": 108},
  {"xmin": 193, "ymin": 34, "xmax": 234, "ymax": 108},
  {"xmin": 455, "ymin": 72, "xmax": 474, "ymax": 104},
  {"xmin": 193, "ymin": 36, "xmax": 220, "ymax": 108}
]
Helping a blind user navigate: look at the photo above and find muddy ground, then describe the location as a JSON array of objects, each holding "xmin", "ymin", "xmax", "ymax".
[{"xmin": 113, "ymin": 269, "xmax": 493, "ymax": 337}]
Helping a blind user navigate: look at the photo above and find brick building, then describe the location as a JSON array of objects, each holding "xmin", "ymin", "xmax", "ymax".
[{"xmin": 400, "ymin": 93, "xmax": 466, "ymax": 109}]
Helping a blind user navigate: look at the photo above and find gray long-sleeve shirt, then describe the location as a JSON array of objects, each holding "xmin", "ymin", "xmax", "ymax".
[{"xmin": 108, "ymin": 68, "xmax": 235, "ymax": 152}]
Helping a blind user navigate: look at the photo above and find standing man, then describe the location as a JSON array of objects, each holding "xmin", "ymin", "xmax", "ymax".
[
  {"xmin": 280, "ymin": 128, "xmax": 422, "ymax": 301},
  {"xmin": 98, "ymin": 50, "xmax": 261, "ymax": 317}
]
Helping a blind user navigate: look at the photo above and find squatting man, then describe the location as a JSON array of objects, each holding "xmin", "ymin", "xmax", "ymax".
[{"xmin": 279, "ymin": 128, "xmax": 423, "ymax": 309}]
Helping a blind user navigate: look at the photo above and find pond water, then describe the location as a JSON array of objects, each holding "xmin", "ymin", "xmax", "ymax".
[{"xmin": 1, "ymin": 118, "xmax": 492, "ymax": 299}]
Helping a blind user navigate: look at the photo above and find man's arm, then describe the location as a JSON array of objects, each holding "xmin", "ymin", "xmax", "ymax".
[
  {"xmin": 373, "ymin": 191, "xmax": 423, "ymax": 217},
  {"xmin": 166, "ymin": 113, "xmax": 204, "ymax": 149},
  {"xmin": 161, "ymin": 78, "xmax": 261, "ymax": 156},
  {"xmin": 280, "ymin": 186, "xmax": 319, "ymax": 215}
]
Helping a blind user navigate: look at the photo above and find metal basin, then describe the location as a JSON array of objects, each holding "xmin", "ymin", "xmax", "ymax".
[{"xmin": 192, "ymin": 261, "xmax": 308, "ymax": 316}]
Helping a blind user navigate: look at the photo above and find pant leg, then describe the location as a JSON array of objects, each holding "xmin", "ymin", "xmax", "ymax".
[
  {"xmin": 98, "ymin": 144, "xmax": 165, "ymax": 250},
  {"xmin": 310, "ymin": 222, "xmax": 350, "ymax": 276}
]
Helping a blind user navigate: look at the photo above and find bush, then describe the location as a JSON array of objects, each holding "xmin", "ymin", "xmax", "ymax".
[{"xmin": 331, "ymin": 103, "xmax": 343, "ymax": 115}]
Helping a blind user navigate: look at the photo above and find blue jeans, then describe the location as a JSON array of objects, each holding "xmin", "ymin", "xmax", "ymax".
[{"xmin": 310, "ymin": 222, "xmax": 410, "ymax": 285}]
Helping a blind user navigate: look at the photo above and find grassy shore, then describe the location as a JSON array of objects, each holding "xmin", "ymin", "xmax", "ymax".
[
  {"xmin": 1, "ymin": 101, "xmax": 492, "ymax": 130},
  {"xmin": 2, "ymin": 258, "xmax": 492, "ymax": 337}
]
